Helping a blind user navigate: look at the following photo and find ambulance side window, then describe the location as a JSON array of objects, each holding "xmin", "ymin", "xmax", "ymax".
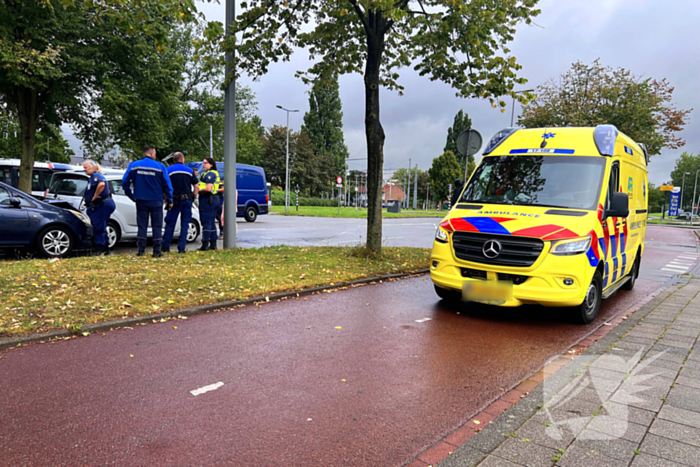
[{"xmin": 605, "ymin": 162, "xmax": 620, "ymax": 211}]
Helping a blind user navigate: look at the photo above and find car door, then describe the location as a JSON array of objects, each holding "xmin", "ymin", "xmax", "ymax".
[
  {"xmin": 602, "ymin": 161, "xmax": 621, "ymax": 289},
  {"xmin": 0, "ymin": 186, "xmax": 30, "ymax": 246},
  {"xmin": 108, "ymin": 179, "xmax": 138, "ymax": 237}
]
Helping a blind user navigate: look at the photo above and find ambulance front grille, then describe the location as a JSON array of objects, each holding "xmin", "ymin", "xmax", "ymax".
[{"xmin": 452, "ymin": 232, "xmax": 544, "ymax": 267}]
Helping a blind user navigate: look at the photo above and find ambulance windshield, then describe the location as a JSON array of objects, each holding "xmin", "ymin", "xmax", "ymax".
[{"xmin": 461, "ymin": 155, "xmax": 607, "ymax": 211}]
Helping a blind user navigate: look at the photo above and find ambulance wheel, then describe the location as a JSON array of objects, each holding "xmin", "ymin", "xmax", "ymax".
[
  {"xmin": 434, "ymin": 284, "xmax": 461, "ymax": 302},
  {"xmin": 572, "ymin": 271, "xmax": 602, "ymax": 325},
  {"xmin": 621, "ymin": 256, "xmax": 639, "ymax": 291}
]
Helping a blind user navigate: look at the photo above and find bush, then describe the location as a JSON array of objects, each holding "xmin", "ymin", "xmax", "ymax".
[{"xmin": 271, "ymin": 190, "xmax": 338, "ymax": 207}]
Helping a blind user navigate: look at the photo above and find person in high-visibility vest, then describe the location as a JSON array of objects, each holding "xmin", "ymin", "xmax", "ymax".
[{"xmin": 197, "ymin": 157, "xmax": 221, "ymax": 251}]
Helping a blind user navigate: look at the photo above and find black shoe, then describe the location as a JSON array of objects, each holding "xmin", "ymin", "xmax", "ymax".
[
  {"xmin": 178, "ymin": 250, "xmax": 186, "ymax": 254},
  {"xmin": 136, "ymin": 250, "xmax": 145, "ymax": 257},
  {"xmin": 198, "ymin": 241, "xmax": 209, "ymax": 252},
  {"xmin": 210, "ymin": 242, "xmax": 218, "ymax": 251},
  {"xmin": 152, "ymin": 251, "xmax": 163, "ymax": 258},
  {"xmin": 162, "ymin": 248, "xmax": 170, "ymax": 254}
]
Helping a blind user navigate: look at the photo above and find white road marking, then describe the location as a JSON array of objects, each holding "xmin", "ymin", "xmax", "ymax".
[
  {"xmin": 190, "ymin": 382, "xmax": 224, "ymax": 396},
  {"xmin": 663, "ymin": 265, "xmax": 688, "ymax": 270},
  {"xmin": 415, "ymin": 318, "xmax": 432, "ymax": 323},
  {"xmin": 678, "ymin": 256, "xmax": 698, "ymax": 260},
  {"xmin": 661, "ymin": 268, "xmax": 687, "ymax": 273},
  {"xmin": 670, "ymin": 261, "xmax": 693, "ymax": 266}
]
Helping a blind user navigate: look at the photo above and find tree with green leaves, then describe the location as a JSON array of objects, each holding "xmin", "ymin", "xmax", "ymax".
[
  {"xmin": 519, "ymin": 59, "xmax": 692, "ymax": 157},
  {"xmin": 429, "ymin": 151, "xmax": 462, "ymax": 205},
  {"xmin": 444, "ymin": 110, "xmax": 474, "ymax": 177},
  {"xmin": 0, "ymin": 0, "xmax": 197, "ymax": 193},
  {"xmin": 0, "ymin": 107, "xmax": 73, "ymax": 163},
  {"xmin": 261, "ymin": 125, "xmax": 322, "ymax": 194},
  {"xmin": 302, "ymin": 73, "xmax": 349, "ymax": 190},
  {"xmin": 219, "ymin": 0, "xmax": 540, "ymax": 254},
  {"xmin": 670, "ymin": 152, "xmax": 700, "ymax": 211}
]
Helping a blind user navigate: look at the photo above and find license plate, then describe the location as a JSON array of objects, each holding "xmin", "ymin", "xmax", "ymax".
[{"xmin": 463, "ymin": 280, "xmax": 513, "ymax": 305}]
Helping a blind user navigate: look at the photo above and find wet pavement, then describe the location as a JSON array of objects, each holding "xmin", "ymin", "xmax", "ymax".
[{"xmin": 0, "ymin": 226, "xmax": 698, "ymax": 466}]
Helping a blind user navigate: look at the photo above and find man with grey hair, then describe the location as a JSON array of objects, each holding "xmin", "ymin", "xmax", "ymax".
[{"xmin": 163, "ymin": 152, "xmax": 199, "ymax": 253}]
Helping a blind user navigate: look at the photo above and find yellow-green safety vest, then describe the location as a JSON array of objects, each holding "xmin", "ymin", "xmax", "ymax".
[{"xmin": 198, "ymin": 170, "xmax": 220, "ymax": 194}]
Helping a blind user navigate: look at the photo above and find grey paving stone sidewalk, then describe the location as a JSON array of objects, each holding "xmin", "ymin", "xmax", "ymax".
[{"xmin": 439, "ymin": 277, "xmax": 700, "ymax": 467}]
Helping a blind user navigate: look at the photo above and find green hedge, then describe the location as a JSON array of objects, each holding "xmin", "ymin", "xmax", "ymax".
[{"xmin": 271, "ymin": 190, "xmax": 338, "ymax": 207}]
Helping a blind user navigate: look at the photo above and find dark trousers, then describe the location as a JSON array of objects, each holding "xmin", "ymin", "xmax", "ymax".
[
  {"xmin": 87, "ymin": 198, "xmax": 116, "ymax": 247},
  {"xmin": 163, "ymin": 199, "xmax": 192, "ymax": 252},
  {"xmin": 199, "ymin": 195, "xmax": 220, "ymax": 243},
  {"xmin": 136, "ymin": 200, "xmax": 164, "ymax": 251}
]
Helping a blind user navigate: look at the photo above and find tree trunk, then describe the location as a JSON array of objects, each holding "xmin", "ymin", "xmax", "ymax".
[
  {"xmin": 364, "ymin": 26, "xmax": 385, "ymax": 255},
  {"xmin": 17, "ymin": 87, "xmax": 40, "ymax": 194}
]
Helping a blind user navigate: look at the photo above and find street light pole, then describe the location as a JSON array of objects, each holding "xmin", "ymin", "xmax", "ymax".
[
  {"xmin": 223, "ymin": 0, "xmax": 237, "ymax": 249},
  {"xmin": 682, "ymin": 172, "xmax": 690, "ymax": 215},
  {"xmin": 691, "ymin": 169, "xmax": 700, "ymax": 223},
  {"xmin": 276, "ymin": 105, "xmax": 299, "ymax": 212},
  {"xmin": 510, "ymin": 89, "xmax": 534, "ymax": 127}
]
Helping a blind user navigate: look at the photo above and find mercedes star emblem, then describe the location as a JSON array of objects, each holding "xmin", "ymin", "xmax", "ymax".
[{"xmin": 482, "ymin": 240, "xmax": 502, "ymax": 259}]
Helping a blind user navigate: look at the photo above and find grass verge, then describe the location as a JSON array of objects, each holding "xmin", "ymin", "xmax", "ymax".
[
  {"xmin": 271, "ymin": 205, "xmax": 445, "ymax": 218},
  {"xmin": 0, "ymin": 246, "xmax": 429, "ymax": 338}
]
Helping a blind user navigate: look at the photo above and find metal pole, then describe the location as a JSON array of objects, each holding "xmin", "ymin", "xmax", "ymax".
[
  {"xmin": 210, "ymin": 125, "xmax": 213, "ymax": 160},
  {"xmin": 682, "ymin": 172, "xmax": 688, "ymax": 216},
  {"xmin": 413, "ymin": 164, "xmax": 418, "ymax": 210},
  {"xmin": 285, "ymin": 111, "xmax": 290, "ymax": 212},
  {"xmin": 426, "ymin": 182, "xmax": 429, "ymax": 211},
  {"xmin": 692, "ymin": 170, "xmax": 700, "ymax": 223},
  {"xmin": 407, "ymin": 158, "xmax": 411, "ymax": 209},
  {"xmin": 448, "ymin": 183, "xmax": 452, "ymax": 211},
  {"xmin": 223, "ymin": 0, "xmax": 237, "ymax": 249},
  {"xmin": 510, "ymin": 95, "xmax": 516, "ymax": 127}
]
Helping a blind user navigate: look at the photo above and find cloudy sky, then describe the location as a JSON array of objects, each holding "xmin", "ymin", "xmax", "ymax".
[{"xmin": 69, "ymin": 0, "xmax": 699, "ymax": 186}]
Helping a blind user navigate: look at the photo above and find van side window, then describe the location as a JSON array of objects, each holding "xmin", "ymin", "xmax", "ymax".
[
  {"xmin": 606, "ymin": 163, "xmax": 620, "ymax": 210},
  {"xmin": 2, "ymin": 169, "xmax": 12, "ymax": 185}
]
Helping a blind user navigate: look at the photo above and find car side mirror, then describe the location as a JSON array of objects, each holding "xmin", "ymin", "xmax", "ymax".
[
  {"xmin": 607, "ymin": 192, "xmax": 629, "ymax": 218},
  {"xmin": 9, "ymin": 198, "xmax": 21, "ymax": 208}
]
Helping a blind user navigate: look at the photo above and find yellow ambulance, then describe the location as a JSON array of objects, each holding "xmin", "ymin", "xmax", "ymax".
[{"xmin": 430, "ymin": 125, "xmax": 648, "ymax": 324}]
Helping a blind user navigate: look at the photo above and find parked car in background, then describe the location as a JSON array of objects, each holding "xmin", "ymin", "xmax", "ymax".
[
  {"xmin": 0, "ymin": 181, "xmax": 92, "ymax": 258},
  {"xmin": 185, "ymin": 162, "xmax": 269, "ymax": 222},
  {"xmin": 0, "ymin": 159, "xmax": 73, "ymax": 199},
  {"xmin": 45, "ymin": 171, "xmax": 201, "ymax": 249}
]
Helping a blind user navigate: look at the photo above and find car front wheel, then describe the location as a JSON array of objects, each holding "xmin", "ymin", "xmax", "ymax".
[
  {"xmin": 37, "ymin": 226, "xmax": 74, "ymax": 258},
  {"xmin": 187, "ymin": 221, "xmax": 200, "ymax": 242},
  {"xmin": 106, "ymin": 222, "xmax": 120, "ymax": 249}
]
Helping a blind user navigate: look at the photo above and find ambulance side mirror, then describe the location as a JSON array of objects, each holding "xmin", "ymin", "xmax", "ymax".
[
  {"xmin": 452, "ymin": 179, "xmax": 464, "ymax": 205},
  {"xmin": 607, "ymin": 192, "xmax": 629, "ymax": 218}
]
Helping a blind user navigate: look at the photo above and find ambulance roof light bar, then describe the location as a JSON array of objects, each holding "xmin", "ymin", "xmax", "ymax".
[
  {"xmin": 483, "ymin": 128, "xmax": 518, "ymax": 155},
  {"xmin": 594, "ymin": 124, "xmax": 618, "ymax": 157}
]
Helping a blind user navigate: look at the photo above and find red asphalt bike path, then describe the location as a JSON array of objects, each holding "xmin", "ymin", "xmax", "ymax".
[{"xmin": 0, "ymin": 226, "xmax": 697, "ymax": 466}]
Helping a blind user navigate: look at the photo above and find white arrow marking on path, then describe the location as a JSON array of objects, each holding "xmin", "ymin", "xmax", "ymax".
[
  {"xmin": 415, "ymin": 318, "xmax": 432, "ymax": 323},
  {"xmin": 190, "ymin": 382, "xmax": 224, "ymax": 396}
]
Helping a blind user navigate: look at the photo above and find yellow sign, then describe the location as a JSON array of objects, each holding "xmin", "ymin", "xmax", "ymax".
[{"xmin": 660, "ymin": 185, "xmax": 674, "ymax": 192}]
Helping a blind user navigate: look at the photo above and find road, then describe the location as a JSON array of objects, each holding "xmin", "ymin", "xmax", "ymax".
[{"xmin": 0, "ymin": 226, "xmax": 697, "ymax": 466}]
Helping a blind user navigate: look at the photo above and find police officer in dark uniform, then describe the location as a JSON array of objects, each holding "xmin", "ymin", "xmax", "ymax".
[
  {"xmin": 83, "ymin": 160, "xmax": 116, "ymax": 255},
  {"xmin": 121, "ymin": 145, "xmax": 173, "ymax": 258},
  {"xmin": 162, "ymin": 152, "xmax": 199, "ymax": 253},
  {"xmin": 197, "ymin": 157, "xmax": 221, "ymax": 251},
  {"xmin": 216, "ymin": 178, "xmax": 224, "ymax": 239}
]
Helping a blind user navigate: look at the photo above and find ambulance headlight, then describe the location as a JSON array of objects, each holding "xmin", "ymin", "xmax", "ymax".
[
  {"xmin": 551, "ymin": 236, "xmax": 591, "ymax": 256},
  {"xmin": 435, "ymin": 228, "xmax": 449, "ymax": 243}
]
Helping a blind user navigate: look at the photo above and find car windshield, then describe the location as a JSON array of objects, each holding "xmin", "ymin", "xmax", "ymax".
[
  {"xmin": 49, "ymin": 174, "xmax": 88, "ymax": 196},
  {"xmin": 461, "ymin": 155, "xmax": 607, "ymax": 210}
]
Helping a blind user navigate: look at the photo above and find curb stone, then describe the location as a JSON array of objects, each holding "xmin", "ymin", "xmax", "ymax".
[{"xmin": 0, "ymin": 268, "xmax": 429, "ymax": 350}]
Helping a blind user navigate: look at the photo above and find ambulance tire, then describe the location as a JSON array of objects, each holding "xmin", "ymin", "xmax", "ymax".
[
  {"xmin": 434, "ymin": 284, "xmax": 461, "ymax": 303},
  {"xmin": 621, "ymin": 256, "xmax": 639, "ymax": 291},
  {"xmin": 572, "ymin": 271, "xmax": 602, "ymax": 325}
]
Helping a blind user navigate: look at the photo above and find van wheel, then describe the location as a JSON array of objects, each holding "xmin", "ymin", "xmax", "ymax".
[
  {"xmin": 621, "ymin": 256, "xmax": 639, "ymax": 291},
  {"xmin": 107, "ymin": 222, "xmax": 120, "ymax": 249},
  {"xmin": 37, "ymin": 226, "xmax": 74, "ymax": 258},
  {"xmin": 572, "ymin": 270, "xmax": 602, "ymax": 324},
  {"xmin": 245, "ymin": 206, "xmax": 258, "ymax": 222},
  {"xmin": 434, "ymin": 284, "xmax": 461, "ymax": 302}
]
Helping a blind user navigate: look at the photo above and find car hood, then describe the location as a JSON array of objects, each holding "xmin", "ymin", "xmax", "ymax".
[{"xmin": 439, "ymin": 204, "xmax": 599, "ymax": 241}]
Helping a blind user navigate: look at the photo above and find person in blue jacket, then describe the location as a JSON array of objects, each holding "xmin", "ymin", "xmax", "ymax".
[
  {"xmin": 162, "ymin": 152, "xmax": 199, "ymax": 253},
  {"xmin": 82, "ymin": 160, "xmax": 116, "ymax": 255},
  {"xmin": 121, "ymin": 145, "xmax": 173, "ymax": 257},
  {"xmin": 197, "ymin": 157, "xmax": 221, "ymax": 251}
]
